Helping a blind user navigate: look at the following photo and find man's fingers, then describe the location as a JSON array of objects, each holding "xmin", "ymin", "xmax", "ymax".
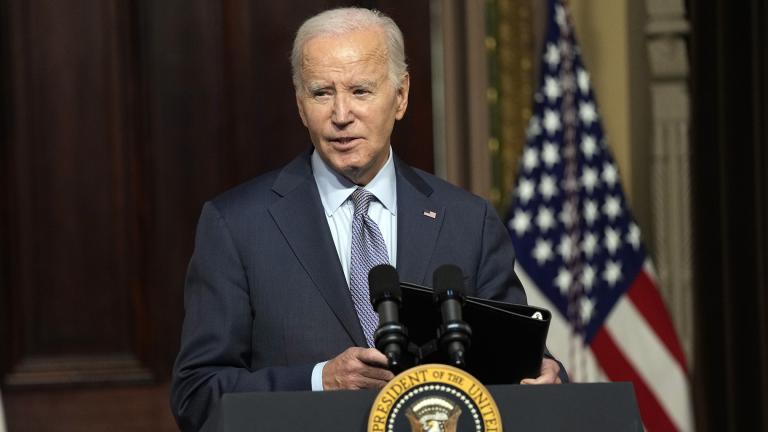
[
  {"xmin": 323, "ymin": 347, "xmax": 395, "ymax": 390},
  {"xmin": 351, "ymin": 348, "xmax": 394, "ymax": 381},
  {"xmin": 361, "ymin": 363, "xmax": 395, "ymax": 381},
  {"xmin": 520, "ymin": 374, "xmax": 560, "ymax": 385},
  {"xmin": 356, "ymin": 347, "xmax": 389, "ymax": 367},
  {"xmin": 520, "ymin": 377, "xmax": 540, "ymax": 385},
  {"xmin": 520, "ymin": 358, "xmax": 562, "ymax": 385},
  {"xmin": 351, "ymin": 374, "xmax": 392, "ymax": 389}
]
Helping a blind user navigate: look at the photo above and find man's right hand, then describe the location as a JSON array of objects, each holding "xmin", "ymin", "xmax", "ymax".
[{"xmin": 322, "ymin": 347, "xmax": 394, "ymax": 390}]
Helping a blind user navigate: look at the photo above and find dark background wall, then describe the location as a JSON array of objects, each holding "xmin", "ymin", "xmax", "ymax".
[
  {"xmin": 0, "ymin": 1, "xmax": 432, "ymax": 430},
  {"xmin": 689, "ymin": 0, "xmax": 768, "ymax": 430}
]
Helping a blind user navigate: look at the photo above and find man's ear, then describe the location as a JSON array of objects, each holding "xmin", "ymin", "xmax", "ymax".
[
  {"xmin": 296, "ymin": 92, "xmax": 309, "ymax": 127},
  {"xmin": 394, "ymin": 73, "xmax": 410, "ymax": 121}
]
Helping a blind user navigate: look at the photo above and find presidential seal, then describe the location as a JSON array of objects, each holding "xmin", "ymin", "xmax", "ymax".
[{"xmin": 368, "ymin": 364, "xmax": 502, "ymax": 432}]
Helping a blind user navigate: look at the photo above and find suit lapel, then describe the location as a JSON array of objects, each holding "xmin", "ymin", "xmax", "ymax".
[
  {"xmin": 268, "ymin": 152, "xmax": 366, "ymax": 347},
  {"xmin": 395, "ymin": 159, "xmax": 445, "ymax": 286}
]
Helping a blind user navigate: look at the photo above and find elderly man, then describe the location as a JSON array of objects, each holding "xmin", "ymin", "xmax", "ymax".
[{"xmin": 171, "ymin": 7, "xmax": 562, "ymax": 431}]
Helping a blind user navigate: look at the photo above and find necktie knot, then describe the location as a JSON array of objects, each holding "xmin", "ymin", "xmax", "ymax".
[{"xmin": 351, "ymin": 188, "xmax": 375, "ymax": 217}]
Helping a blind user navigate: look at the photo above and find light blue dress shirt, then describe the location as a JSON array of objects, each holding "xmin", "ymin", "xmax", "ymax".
[{"xmin": 309, "ymin": 147, "xmax": 398, "ymax": 390}]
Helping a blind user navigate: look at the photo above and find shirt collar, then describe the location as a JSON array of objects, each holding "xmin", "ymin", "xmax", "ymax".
[{"xmin": 311, "ymin": 147, "xmax": 397, "ymax": 217}]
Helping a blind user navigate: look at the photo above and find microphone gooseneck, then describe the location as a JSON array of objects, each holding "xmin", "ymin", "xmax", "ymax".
[
  {"xmin": 369, "ymin": 264, "xmax": 408, "ymax": 372},
  {"xmin": 433, "ymin": 264, "xmax": 472, "ymax": 368}
]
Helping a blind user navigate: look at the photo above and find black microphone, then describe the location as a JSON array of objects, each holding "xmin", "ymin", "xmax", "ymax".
[
  {"xmin": 369, "ymin": 264, "xmax": 408, "ymax": 373},
  {"xmin": 433, "ymin": 264, "xmax": 472, "ymax": 368}
]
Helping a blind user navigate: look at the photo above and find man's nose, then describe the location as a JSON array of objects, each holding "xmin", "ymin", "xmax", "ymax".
[{"xmin": 331, "ymin": 94, "xmax": 354, "ymax": 127}]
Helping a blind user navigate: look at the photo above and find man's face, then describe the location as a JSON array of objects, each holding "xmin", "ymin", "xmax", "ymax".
[{"xmin": 296, "ymin": 28, "xmax": 409, "ymax": 185}]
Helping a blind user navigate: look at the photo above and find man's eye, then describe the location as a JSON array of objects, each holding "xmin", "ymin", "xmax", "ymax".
[
  {"xmin": 353, "ymin": 89, "xmax": 371, "ymax": 96},
  {"xmin": 312, "ymin": 90, "xmax": 331, "ymax": 98}
]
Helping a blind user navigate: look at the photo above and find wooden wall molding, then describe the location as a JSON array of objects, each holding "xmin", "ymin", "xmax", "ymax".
[{"xmin": 5, "ymin": 354, "xmax": 152, "ymax": 387}]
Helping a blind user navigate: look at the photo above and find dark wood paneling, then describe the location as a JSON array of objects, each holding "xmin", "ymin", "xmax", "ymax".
[{"xmin": 4, "ymin": 0, "xmax": 150, "ymax": 383}]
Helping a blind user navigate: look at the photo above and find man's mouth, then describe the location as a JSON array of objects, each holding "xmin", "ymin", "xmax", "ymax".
[{"xmin": 329, "ymin": 137, "xmax": 362, "ymax": 145}]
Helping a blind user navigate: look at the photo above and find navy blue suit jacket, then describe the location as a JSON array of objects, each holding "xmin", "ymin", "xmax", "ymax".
[{"xmin": 171, "ymin": 150, "xmax": 527, "ymax": 431}]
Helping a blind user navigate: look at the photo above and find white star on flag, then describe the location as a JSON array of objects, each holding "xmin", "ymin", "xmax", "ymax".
[
  {"xmin": 526, "ymin": 115, "xmax": 541, "ymax": 138},
  {"xmin": 580, "ymin": 265, "xmax": 596, "ymax": 292},
  {"xmin": 559, "ymin": 201, "xmax": 576, "ymax": 227},
  {"xmin": 539, "ymin": 175, "xmax": 559, "ymax": 201},
  {"xmin": 543, "ymin": 76, "xmax": 562, "ymax": 102},
  {"xmin": 509, "ymin": 210, "xmax": 532, "ymax": 236},
  {"xmin": 543, "ymin": 109, "xmax": 562, "ymax": 135},
  {"xmin": 580, "ymin": 296, "xmax": 596, "ymax": 322},
  {"xmin": 536, "ymin": 206, "xmax": 556, "ymax": 232},
  {"xmin": 603, "ymin": 260, "xmax": 623, "ymax": 286},
  {"xmin": 545, "ymin": 43, "xmax": 560, "ymax": 68},
  {"xmin": 582, "ymin": 231, "xmax": 599, "ymax": 258},
  {"xmin": 533, "ymin": 238, "xmax": 554, "ymax": 265},
  {"xmin": 555, "ymin": 4, "xmax": 567, "ymax": 29},
  {"xmin": 583, "ymin": 199, "xmax": 599, "ymax": 225},
  {"xmin": 517, "ymin": 179, "xmax": 535, "ymax": 204},
  {"xmin": 542, "ymin": 142, "xmax": 561, "ymax": 167},
  {"xmin": 602, "ymin": 162, "xmax": 618, "ymax": 186},
  {"xmin": 577, "ymin": 68, "xmax": 590, "ymax": 94},
  {"xmin": 581, "ymin": 166, "xmax": 599, "ymax": 193},
  {"xmin": 581, "ymin": 134, "xmax": 598, "ymax": 159},
  {"xmin": 522, "ymin": 147, "xmax": 539, "ymax": 171},
  {"xmin": 557, "ymin": 235, "xmax": 574, "ymax": 260},
  {"xmin": 555, "ymin": 267, "xmax": 572, "ymax": 295},
  {"xmin": 627, "ymin": 223, "xmax": 641, "ymax": 249},
  {"xmin": 579, "ymin": 101, "xmax": 598, "ymax": 125},
  {"xmin": 604, "ymin": 226, "xmax": 622, "ymax": 254},
  {"xmin": 603, "ymin": 196, "xmax": 622, "ymax": 220}
]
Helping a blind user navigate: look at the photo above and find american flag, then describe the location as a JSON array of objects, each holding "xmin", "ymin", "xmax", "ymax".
[{"xmin": 505, "ymin": 0, "xmax": 692, "ymax": 430}]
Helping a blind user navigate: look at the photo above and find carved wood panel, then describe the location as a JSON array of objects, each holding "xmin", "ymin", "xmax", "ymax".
[{"xmin": 3, "ymin": 0, "xmax": 151, "ymax": 386}]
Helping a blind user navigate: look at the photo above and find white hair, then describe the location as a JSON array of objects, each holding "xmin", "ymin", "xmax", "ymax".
[{"xmin": 291, "ymin": 7, "xmax": 408, "ymax": 91}]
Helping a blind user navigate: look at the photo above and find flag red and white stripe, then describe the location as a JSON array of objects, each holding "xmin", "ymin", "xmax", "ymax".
[{"xmin": 520, "ymin": 261, "xmax": 692, "ymax": 430}]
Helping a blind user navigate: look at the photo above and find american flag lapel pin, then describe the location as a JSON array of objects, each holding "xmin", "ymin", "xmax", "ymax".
[{"xmin": 423, "ymin": 210, "xmax": 437, "ymax": 219}]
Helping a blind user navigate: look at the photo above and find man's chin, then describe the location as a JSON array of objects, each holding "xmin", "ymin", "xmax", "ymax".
[
  {"xmin": 325, "ymin": 155, "xmax": 381, "ymax": 185},
  {"xmin": 340, "ymin": 166, "xmax": 367, "ymax": 185},
  {"xmin": 332, "ymin": 163, "xmax": 379, "ymax": 186}
]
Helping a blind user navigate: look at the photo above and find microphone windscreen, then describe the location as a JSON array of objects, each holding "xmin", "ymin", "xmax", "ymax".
[
  {"xmin": 432, "ymin": 264, "xmax": 464, "ymax": 297},
  {"xmin": 368, "ymin": 264, "xmax": 401, "ymax": 305}
]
